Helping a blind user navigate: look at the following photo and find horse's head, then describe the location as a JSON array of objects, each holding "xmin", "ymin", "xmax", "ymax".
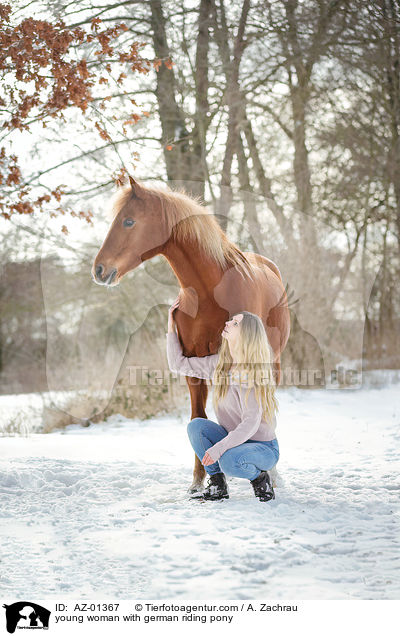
[{"xmin": 92, "ymin": 177, "xmax": 169, "ymax": 286}]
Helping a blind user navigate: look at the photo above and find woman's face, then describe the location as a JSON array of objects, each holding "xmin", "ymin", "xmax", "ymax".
[{"xmin": 221, "ymin": 313, "xmax": 243, "ymax": 349}]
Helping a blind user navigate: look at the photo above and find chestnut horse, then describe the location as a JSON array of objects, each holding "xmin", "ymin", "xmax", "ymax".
[{"xmin": 92, "ymin": 177, "xmax": 290, "ymax": 492}]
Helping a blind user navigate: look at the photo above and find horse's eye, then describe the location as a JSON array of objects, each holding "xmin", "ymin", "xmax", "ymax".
[{"xmin": 123, "ymin": 218, "xmax": 135, "ymax": 228}]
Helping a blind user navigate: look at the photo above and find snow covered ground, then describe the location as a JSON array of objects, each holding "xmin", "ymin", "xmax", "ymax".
[{"xmin": 0, "ymin": 376, "xmax": 399, "ymax": 600}]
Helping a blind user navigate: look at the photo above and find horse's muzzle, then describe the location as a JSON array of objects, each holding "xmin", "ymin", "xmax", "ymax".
[{"xmin": 93, "ymin": 264, "xmax": 118, "ymax": 286}]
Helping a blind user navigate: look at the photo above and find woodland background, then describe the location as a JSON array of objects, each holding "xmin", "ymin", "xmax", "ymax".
[{"xmin": 1, "ymin": 0, "xmax": 399, "ymax": 430}]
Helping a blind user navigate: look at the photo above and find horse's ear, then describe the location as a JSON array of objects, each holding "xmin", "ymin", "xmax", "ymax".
[{"xmin": 129, "ymin": 175, "xmax": 141, "ymax": 198}]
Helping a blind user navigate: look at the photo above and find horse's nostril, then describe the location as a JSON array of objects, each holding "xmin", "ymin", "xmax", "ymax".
[
  {"xmin": 108, "ymin": 268, "xmax": 117, "ymax": 284},
  {"xmin": 95, "ymin": 264, "xmax": 104, "ymax": 279}
]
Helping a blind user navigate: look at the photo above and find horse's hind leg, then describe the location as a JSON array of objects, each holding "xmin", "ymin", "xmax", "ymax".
[
  {"xmin": 268, "ymin": 466, "xmax": 278, "ymax": 488},
  {"xmin": 186, "ymin": 376, "xmax": 208, "ymax": 492},
  {"xmin": 270, "ymin": 360, "xmax": 281, "ymax": 488},
  {"xmin": 191, "ymin": 454, "xmax": 206, "ymax": 493}
]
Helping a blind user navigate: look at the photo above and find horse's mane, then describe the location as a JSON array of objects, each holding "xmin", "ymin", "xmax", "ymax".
[{"xmin": 110, "ymin": 182, "xmax": 255, "ymax": 280}]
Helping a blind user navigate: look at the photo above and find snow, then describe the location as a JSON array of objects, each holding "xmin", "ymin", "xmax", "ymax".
[{"xmin": 0, "ymin": 376, "xmax": 399, "ymax": 600}]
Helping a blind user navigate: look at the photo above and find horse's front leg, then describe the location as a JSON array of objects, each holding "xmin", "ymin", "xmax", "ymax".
[{"xmin": 186, "ymin": 376, "xmax": 208, "ymax": 493}]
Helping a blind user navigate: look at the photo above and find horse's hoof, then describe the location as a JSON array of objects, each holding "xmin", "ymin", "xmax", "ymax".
[
  {"xmin": 268, "ymin": 467, "xmax": 278, "ymax": 488},
  {"xmin": 187, "ymin": 483, "xmax": 204, "ymax": 497}
]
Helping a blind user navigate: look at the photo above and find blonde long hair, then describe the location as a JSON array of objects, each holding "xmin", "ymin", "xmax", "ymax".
[{"xmin": 212, "ymin": 311, "xmax": 278, "ymax": 421}]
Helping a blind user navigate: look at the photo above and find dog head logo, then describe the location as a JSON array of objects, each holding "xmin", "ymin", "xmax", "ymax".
[{"xmin": 3, "ymin": 602, "xmax": 51, "ymax": 633}]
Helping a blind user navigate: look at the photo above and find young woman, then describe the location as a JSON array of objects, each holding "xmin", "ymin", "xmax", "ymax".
[{"xmin": 166, "ymin": 297, "xmax": 279, "ymax": 502}]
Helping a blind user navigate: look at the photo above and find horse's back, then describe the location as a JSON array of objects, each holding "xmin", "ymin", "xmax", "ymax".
[{"xmin": 244, "ymin": 252, "xmax": 283, "ymax": 282}]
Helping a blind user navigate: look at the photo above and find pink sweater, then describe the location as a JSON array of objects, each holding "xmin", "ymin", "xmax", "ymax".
[{"xmin": 166, "ymin": 332, "xmax": 277, "ymax": 462}]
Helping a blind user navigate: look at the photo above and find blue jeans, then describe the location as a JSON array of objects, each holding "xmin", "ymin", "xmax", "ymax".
[{"xmin": 187, "ymin": 417, "xmax": 279, "ymax": 481}]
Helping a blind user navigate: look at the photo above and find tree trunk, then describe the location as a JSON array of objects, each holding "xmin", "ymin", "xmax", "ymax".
[
  {"xmin": 210, "ymin": 0, "xmax": 250, "ymax": 230},
  {"xmin": 149, "ymin": 0, "xmax": 207, "ymax": 197}
]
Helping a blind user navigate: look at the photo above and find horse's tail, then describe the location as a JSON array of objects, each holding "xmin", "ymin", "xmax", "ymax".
[
  {"xmin": 253, "ymin": 255, "xmax": 299, "ymax": 310},
  {"xmin": 275, "ymin": 281, "xmax": 299, "ymax": 311}
]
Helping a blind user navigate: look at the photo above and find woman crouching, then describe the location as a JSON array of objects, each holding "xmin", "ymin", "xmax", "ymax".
[{"xmin": 166, "ymin": 297, "xmax": 279, "ymax": 503}]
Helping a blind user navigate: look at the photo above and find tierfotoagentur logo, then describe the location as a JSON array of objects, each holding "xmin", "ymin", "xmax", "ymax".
[{"xmin": 3, "ymin": 603, "xmax": 51, "ymax": 633}]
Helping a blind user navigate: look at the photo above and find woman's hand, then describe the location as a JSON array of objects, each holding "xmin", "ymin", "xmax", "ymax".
[
  {"xmin": 168, "ymin": 296, "xmax": 180, "ymax": 333},
  {"xmin": 202, "ymin": 451, "xmax": 214, "ymax": 466}
]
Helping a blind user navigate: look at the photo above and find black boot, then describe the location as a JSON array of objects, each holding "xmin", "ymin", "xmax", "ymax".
[
  {"xmin": 202, "ymin": 472, "xmax": 229, "ymax": 500},
  {"xmin": 250, "ymin": 471, "xmax": 275, "ymax": 502}
]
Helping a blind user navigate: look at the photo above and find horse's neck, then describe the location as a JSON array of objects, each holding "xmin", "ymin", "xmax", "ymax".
[{"xmin": 162, "ymin": 238, "xmax": 222, "ymax": 299}]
